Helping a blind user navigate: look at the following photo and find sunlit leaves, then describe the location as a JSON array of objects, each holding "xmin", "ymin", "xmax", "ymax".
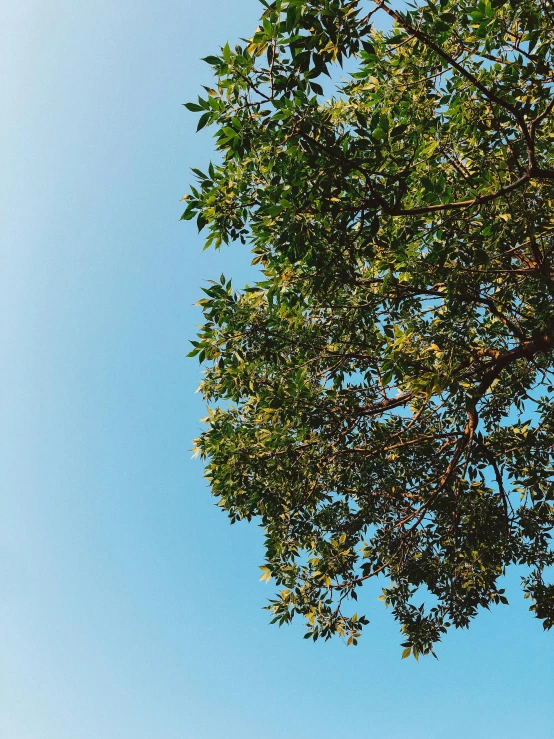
[{"xmin": 184, "ymin": 0, "xmax": 554, "ymax": 657}]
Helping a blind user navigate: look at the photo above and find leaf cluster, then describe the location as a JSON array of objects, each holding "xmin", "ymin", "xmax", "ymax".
[{"xmin": 185, "ymin": 0, "xmax": 554, "ymax": 656}]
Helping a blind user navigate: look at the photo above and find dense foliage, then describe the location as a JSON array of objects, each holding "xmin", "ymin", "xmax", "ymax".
[{"xmin": 184, "ymin": 0, "xmax": 554, "ymax": 656}]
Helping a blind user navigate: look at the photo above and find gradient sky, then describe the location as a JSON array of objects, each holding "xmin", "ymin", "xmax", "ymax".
[{"xmin": 1, "ymin": 1, "xmax": 553, "ymax": 737}]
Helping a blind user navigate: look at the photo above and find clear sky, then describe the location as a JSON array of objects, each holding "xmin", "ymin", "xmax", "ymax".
[{"xmin": 0, "ymin": 1, "xmax": 552, "ymax": 737}]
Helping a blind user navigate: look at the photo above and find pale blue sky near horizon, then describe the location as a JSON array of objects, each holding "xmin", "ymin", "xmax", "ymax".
[{"xmin": 0, "ymin": 1, "xmax": 552, "ymax": 737}]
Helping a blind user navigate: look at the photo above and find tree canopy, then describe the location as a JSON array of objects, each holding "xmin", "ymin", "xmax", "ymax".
[{"xmin": 184, "ymin": 0, "xmax": 554, "ymax": 657}]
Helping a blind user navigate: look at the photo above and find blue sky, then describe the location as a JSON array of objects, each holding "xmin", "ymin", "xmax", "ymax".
[{"xmin": 0, "ymin": 1, "xmax": 552, "ymax": 737}]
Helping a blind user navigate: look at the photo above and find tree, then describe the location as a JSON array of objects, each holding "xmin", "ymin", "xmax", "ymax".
[{"xmin": 184, "ymin": 0, "xmax": 554, "ymax": 657}]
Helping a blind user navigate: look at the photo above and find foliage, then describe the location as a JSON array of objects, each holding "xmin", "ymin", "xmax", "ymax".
[{"xmin": 184, "ymin": 0, "xmax": 554, "ymax": 656}]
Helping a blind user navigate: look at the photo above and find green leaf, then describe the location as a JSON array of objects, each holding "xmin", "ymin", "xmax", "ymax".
[
  {"xmin": 196, "ymin": 112, "xmax": 211, "ymax": 131},
  {"xmin": 202, "ymin": 55, "xmax": 221, "ymax": 66},
  {"xmin": 221, "ymin": 126, "xmax": 238, "ymax": 139}
]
